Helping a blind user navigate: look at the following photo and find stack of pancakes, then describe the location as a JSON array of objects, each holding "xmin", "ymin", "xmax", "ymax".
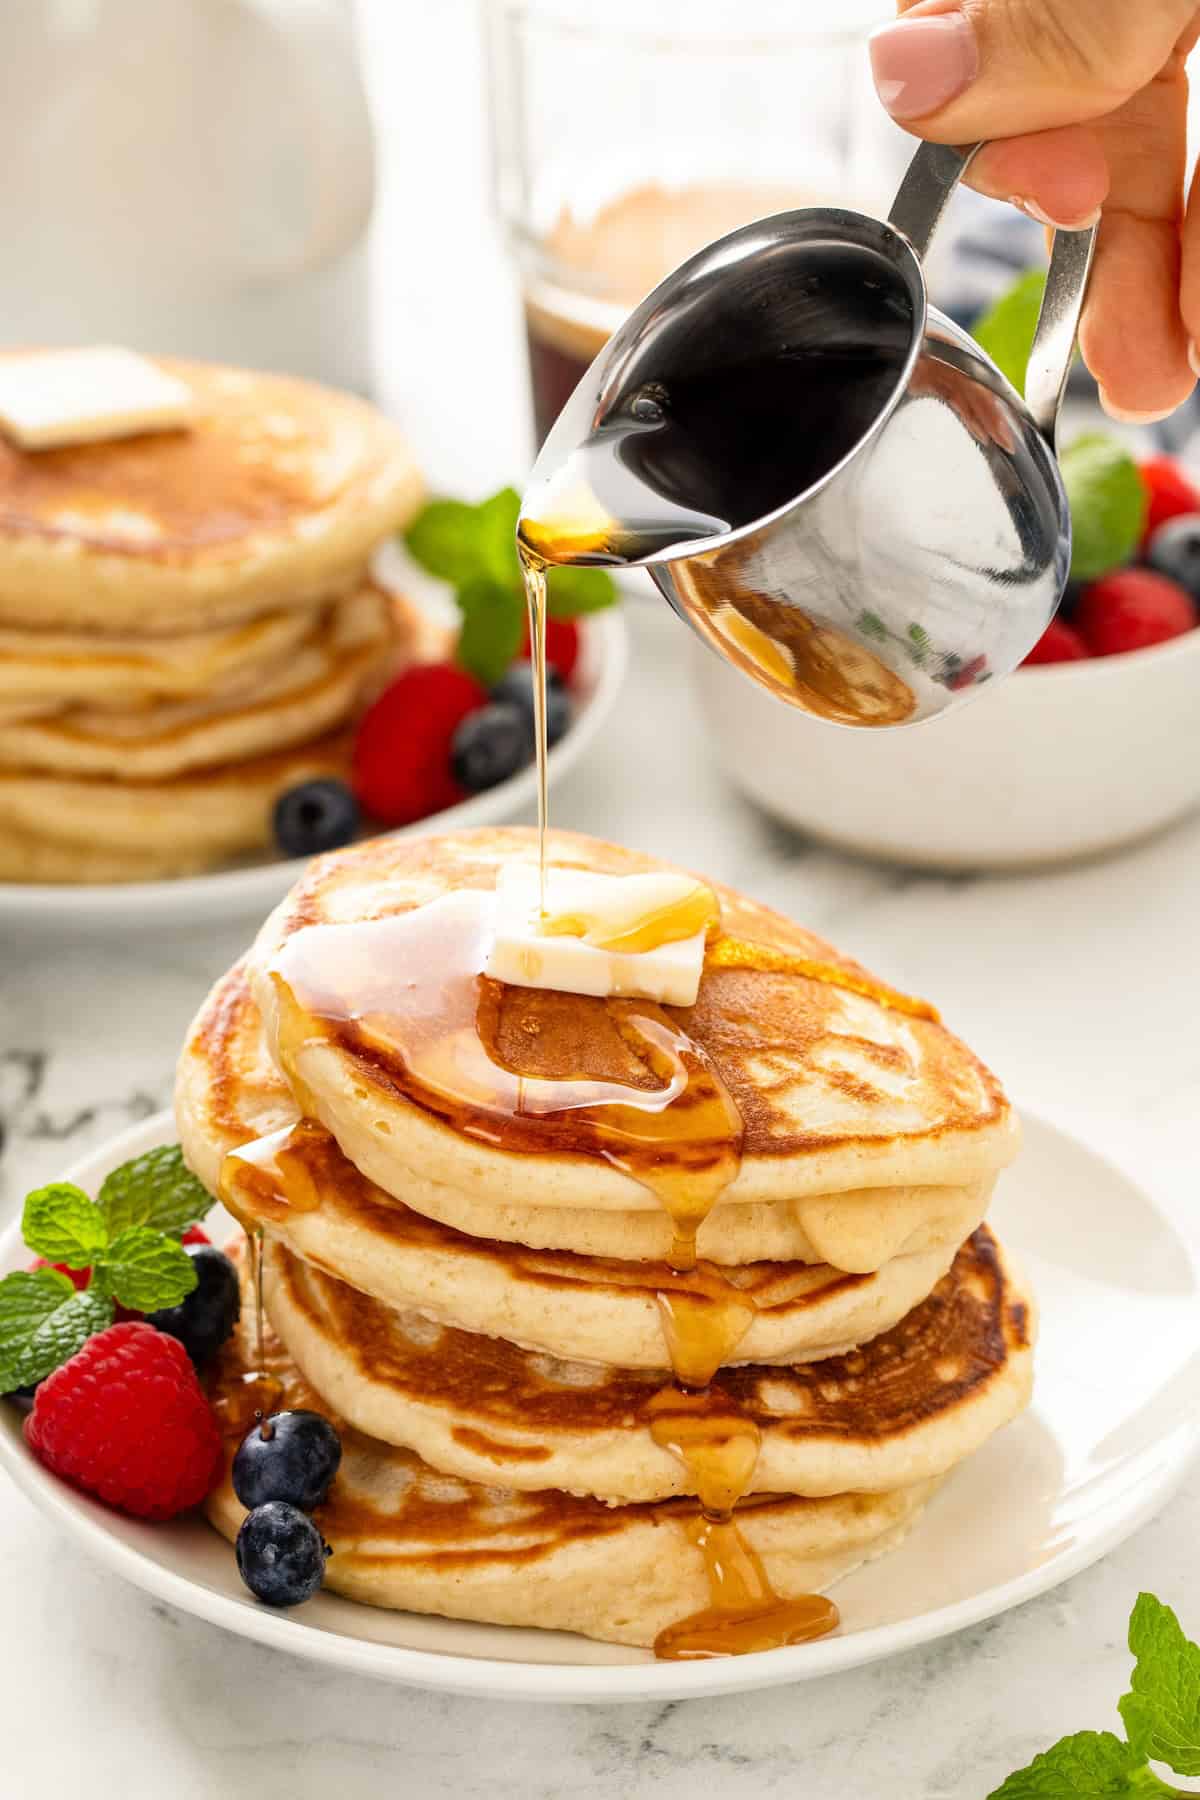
[
  {"xmin": 0, "ymin": 356, "xmax": 423, "ymax": 883},
  {"xmin": 177, "ymin": 827, "xmax": 1032, "ymax": 1654}
]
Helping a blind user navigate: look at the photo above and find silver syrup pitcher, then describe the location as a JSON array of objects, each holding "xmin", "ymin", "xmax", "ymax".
[{"xmin": 520, "ymin": 141, "xmax": 1097, "ymax": 727}]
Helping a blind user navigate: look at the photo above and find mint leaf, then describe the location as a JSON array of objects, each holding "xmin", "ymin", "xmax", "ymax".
[
  {"xmin": 97, "ymin": 1144, "xmax": 209, "ymax": 1239},
  {"xmin": 1061, "ymin": 434, "xmax": 1148, "ymax": 582},
  {"xmin": 0, "ymin": 1273, "xmax": 113, "ymax": 1392},
  {"xmin": 455, "ymin": 575, "xmax": 525, "ymax": 687},
  {"xmin": 405, "ymin": 498, "xmax": 490, "ymax": 585},
  {"xmin": 546, "ymin": 564, "xmax": 616, "ymax": 618},
  {"xmin": 1119, "ymin": 1592, "xmax": 1200, "ymax": 1776},
  {"xmin": 989, "ymin": 1730, "xmax": 1149, "ymax": 1797},
  {"xmin": 973, "ymin": 269, "xmax": 1048, "ymax": 395},
  {"xmin": 474, "ymin": 486, "xmax": 521, "ymax": 587},
  {"xmin": 96, "ymin": 1227, "xmax": 198, "ymax": 1313},
  {"xmin": 22, "ymin": 1183, "xmax": 108, "ymax": 1268}
]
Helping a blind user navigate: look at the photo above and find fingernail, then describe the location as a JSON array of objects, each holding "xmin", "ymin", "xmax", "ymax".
[
  {"xmin": 1188, "ymin": 340, "xmax": 1200, "ymax": 380},
  {"xmin": 1011, "ymin": 196, "xmax": 1102, "ymax": 231},
  {"xmin": 1098, "ymin": 388, "xmax": 1175, "ymax": 425},
  {"xmin": 868, "ymin": 13, "xmax": 978, "ymax": 121}
]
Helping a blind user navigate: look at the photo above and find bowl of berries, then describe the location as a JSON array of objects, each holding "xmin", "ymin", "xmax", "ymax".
[{"xmin": 691, "ymin": 442, "xmax": 1200, "ymax": 870}]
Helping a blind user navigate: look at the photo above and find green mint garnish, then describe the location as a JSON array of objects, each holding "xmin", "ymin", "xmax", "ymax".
[
  {"xmin": 992, "ymin": 1593, "xmax": 1200, "ymax": 1796},
  {"xmin": 0, "ymin": 1144, "xmax": 209, "ymax": 1393},
  {"xmin": 404, "ymin": 482, "xmax": 618, "ymax": 684},
  {"xmin": 973, "ymin": 269, "xmax": 1049, "ymax": 396},
  {"xmin": 1118, "ymin": 1593, "xmax": 1200, "ymax": 1776},
  {"xmin": 92, "ymin": 1226, "xmax": 197, "ymax": 1313},
  {"xmin": 455, "ymin": 574, "xmax": 526, "ymax": 687},
  {"xmin": 22, "ymin": 1183, "xmax": 109, "ymax": 1268},
  {"xmin": 1061, "ymin": 434, "xmax": 1148, "ymax": 582},
  {"xmin": 0, "ymin": 1271, "xmax": 114, "ymax": 1394},
  {"xmin": 97, "ymin": 1143, "xmax": 209, "ymax": 1238}
]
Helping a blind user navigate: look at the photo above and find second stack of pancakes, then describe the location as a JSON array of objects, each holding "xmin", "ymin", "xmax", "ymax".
[
  {"xmin": 179, "ymin": 826, "xmax": 1033, "ymax": 1655},
  {"xmin": 0, "ymin": 354, "xmax": 423, "ymax": 883}
]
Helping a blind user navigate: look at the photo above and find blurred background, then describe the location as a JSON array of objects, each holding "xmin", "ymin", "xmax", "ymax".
[{"xmin": 6, "ymin": 0, "xmax": 1200, "ymax": 874}]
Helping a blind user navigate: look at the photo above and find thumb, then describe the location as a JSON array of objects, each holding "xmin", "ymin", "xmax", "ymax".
[{"xmin": 869, "ymin": 0, "xmax": 1197, "ymax": 137}]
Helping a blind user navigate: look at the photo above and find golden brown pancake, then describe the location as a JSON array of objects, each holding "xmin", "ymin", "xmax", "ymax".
[
  {"xmin": 205, "ymin": 1247, "xmax": 940, "ymax": 1649},
  {"xmin": 0, "ymin": 357, "xmax": 423, "ymax": 633},
  {"xmin": 175, "ymin": 964, "xmax": 963, "ymax": 1366},
  {"xmin": 262, "ymin": 1227, "xmax": 1034, "ymax": 1502},
  {"xmin": 243, "ymin": 828, "xmax": 1018, "ymax": 1267}
]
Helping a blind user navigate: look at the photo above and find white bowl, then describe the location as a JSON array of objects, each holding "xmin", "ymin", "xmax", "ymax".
[{"xmin": 691, "ymin": 623, "xmax": 1200, "ymax": 870}]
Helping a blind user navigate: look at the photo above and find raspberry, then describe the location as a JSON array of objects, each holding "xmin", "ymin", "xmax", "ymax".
[
  {"xmin": 30, "ymin": 1258, "xmax": 90, "ymax": 1293},
  {"xmin": 1139, "ymin": 456, "xmax": 1200, "ymax": 546},
  {"xmin": 521, "ymin": 617, "xmax": 580, "ymax": 681},
  {"xmin": 352, "ymin": 663, "xmax": 485, "ymax": 826},
  {"xmin": 181, "ymin": 1225, "xmax": 211, "ymax": 1247},
  {"xmin": 1023, "ymin": 618, "xmax": 1089, "ymax": 665},
  {"xmin": 25, "ymin": 1322, "xmax": 223, "ymax": 1520},
  {"xmin": 1074, "ymin": 569, "xmax": 1197, "ymax": 658}
]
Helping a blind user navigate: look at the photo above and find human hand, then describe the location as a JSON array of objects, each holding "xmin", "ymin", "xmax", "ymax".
[{"xmin": 869, "ymin": 0, "xmax": 1200, "ymax": 421}]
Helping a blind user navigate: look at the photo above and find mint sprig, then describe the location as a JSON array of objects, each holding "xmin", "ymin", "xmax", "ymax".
[
  {"xmin": 404, "ymin": 484, "xmax": 617, "ymax": 687},
  {"xmin": 97, "ymin": 1144, "xmax": 209, "ymax": 1238},
  {"xmin": 1061, "ymin": 434, "xmax": 1148, "ymax": 583},
  {"xmin": 973, "ymin": 269, "xmax": 1049, "ymax": 396},
  {"xmin": 992, "ymin": 1593, "xmax": 1199, "ymax": 1797},
  {"xmin": 1, "ymin": 1145, "xmax": 209, "ymax": 1394},
  {"xmin": 0, "ymin": 1272, "xmax": 114, "ymax": 1393}
]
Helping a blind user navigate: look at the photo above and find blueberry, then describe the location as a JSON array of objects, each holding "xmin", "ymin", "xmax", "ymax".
[
  {"xmin": 489, "ymin": 666, "xmax": 572, "ymax": 747},
  {"xmin": 450, "ymin": 702, "xmax": 531, "ymax": 792},
  {"xmin": 236, "ymin": 1501, "xmax": 330, "ymax": 1607},
  {"xmin": 273, "ymin": 779, "xmax": 360, "ymax": 858},
  {"xmin": 1145, "ymin": 514, "xmax": 1200, "ymax": 599},
  {"xmin": 233, "ymin": 1409, "xmax": 342, "ymax": 1512},
  {"xmin": 146, "ymin": 1244, "xmax": 239, "ymax": 1369}
]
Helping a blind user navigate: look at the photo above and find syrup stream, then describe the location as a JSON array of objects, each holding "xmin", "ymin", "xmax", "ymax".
[{"xmin": 519, "ymin": 546, "xmax": 550, "ymax": 917}]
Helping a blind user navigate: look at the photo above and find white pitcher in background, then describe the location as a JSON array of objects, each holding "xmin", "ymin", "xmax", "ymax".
[{"xmin": 0, "ymin": 0, "xmax": 376, "ymax": 390}]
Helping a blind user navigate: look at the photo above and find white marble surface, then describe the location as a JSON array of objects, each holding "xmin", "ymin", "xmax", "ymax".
[{"xmin": 4, "ymin": 2, "xmax": 1200, "ymax": 1793}]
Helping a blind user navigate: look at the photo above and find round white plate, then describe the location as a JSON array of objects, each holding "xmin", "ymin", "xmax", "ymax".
[
  {"xmin": 1, "ymin": 1108, "xmax": 1196, "ymax": 1704},
  {"xmin": 0, "ymin": 610, "xmax": 627, "ymax": 932}
]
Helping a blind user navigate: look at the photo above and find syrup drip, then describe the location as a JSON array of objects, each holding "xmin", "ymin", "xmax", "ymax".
[
  {"xmin": 706, "ymin": 935, "xmax": 938, "ymax": 1022},
  {"xmin": 518, "ymin": 545, "xmax": 550, "ymax": 917}
]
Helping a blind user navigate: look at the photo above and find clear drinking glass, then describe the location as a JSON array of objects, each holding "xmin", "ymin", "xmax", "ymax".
[{"xmin": 486, "ymin": 0, "xmax": 893, "ymax": 445}]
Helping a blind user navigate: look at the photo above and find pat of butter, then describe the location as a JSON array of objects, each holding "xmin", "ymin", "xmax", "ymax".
[
  {"xmin": 484, "ymin": 866, "xmax": 713, "ymax": 1005},
  {"xmin": 0, "ymin": 347, "xmax": 193, "ymax": 449}
]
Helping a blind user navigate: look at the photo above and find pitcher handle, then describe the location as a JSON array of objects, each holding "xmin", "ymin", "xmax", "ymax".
[{"xmin": 888, "ymin": 140, "xmax": 1098, "ymax": 450}]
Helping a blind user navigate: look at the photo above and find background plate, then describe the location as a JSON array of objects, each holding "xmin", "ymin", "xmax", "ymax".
[
  {"xmin": 0, "ymin": 609, "xmax": 626, "ymax": 933},
  {"xmin": 1, "ymin": 1107, "xmax": 1196, "ymax": 1703}
]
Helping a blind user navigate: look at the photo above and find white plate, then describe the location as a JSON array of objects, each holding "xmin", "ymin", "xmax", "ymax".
[
  {"xmin": 2, "ymin": 1108, "xmax": 1196, "ymax": 1704},
  {"xmin": 0, "ymin": 610, "xmax": 627, "ymax": 932}
]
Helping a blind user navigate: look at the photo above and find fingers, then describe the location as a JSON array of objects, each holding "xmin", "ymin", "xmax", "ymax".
[
  {"xmin": 968, "ymin": 126, "xmax": 1108, "ymax": 230},
  {"xmin": 1077, "ymin": 68, "xmax": 1193, "ymax": 418},
  {"xmin": 870, "ymin": 0, "xmax": 1195, "ymax": 139},
  {"xmin": 1177, "ymin": 152, "xmax": 1200, "ymax": 382}
]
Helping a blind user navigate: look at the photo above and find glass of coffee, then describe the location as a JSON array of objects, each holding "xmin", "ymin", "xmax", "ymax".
[{"xmin": 486, "ymin": 0, "xmax": 895, "ymax": 447}]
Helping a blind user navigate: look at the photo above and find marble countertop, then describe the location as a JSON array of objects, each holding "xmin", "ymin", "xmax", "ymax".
[{"xmin": 4, "ymin": 5, "xmax": 1200, "ymax": 1793}]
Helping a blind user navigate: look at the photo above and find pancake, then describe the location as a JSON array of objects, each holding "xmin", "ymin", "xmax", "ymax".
[
  {"xmin": 243, "ymin": 827, "xmax": 1018, "ymax": 1269},
  {"xmin": 0, "ymin": 730, "xmax": 356, "ymax": 883},
  {"xmin": 205, "ymin": 1249, "xmax": 939, "ymax": 1648},
  {"xmin": 262, "ymin": 1227, "xmax": 1034, "ymax": 1503},
  {"xmin": 175, "ymin": 965, "xmax": 961, "ymax": 1366},
  {"xmin": 0, "ymin": 583, "xmax": 394, "ymax": 778},
  {"xmin": 0, "ymin": 357, "xmax": 423, "ymax": 633},
  {"xmin": 0, "ymin": 602, "xmax": 323, "ymax": 716}
]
